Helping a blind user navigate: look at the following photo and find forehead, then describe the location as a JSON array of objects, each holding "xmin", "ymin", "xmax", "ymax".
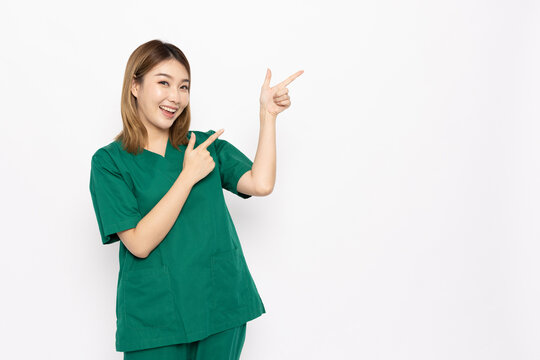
[{"xmin": 151, "ymin": 59, "xmax": 189, "ymax": 80}]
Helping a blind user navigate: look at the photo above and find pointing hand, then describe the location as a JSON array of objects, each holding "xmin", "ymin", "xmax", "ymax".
[
  {"xmin": 259, "ymin": 68, "xmax": 304, "ymax": 116},
  {"xmin": 182, "ymin": 129, "xmax": 224, "ymax": 184}
]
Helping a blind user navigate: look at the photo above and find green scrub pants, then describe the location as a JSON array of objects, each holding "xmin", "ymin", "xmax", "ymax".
[{"xmin": 123, "ymin": 323, "xmax": 247, "ymax": 360}]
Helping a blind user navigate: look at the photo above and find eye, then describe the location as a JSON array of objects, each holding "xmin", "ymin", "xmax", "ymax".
[
  {"xmin": 159, "ymin": 81, "xmax": 169, "ymax": 86},
  {"xmin": 181, "ymin": 85, "xmax": 190, "ymax": 90}
]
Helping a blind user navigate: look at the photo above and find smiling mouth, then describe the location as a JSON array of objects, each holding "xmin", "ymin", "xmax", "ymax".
[
  {"xmin": 160, "ymin": 107, "xmax": 176, "ymax": 119},
  {"xmin": 159, "ymin": 105, "xmax": 177, "ymax": 114}
]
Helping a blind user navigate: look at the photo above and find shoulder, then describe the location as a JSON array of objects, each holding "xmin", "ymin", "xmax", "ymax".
[
  {"xmin": 189, "ymin": 129, "xmax": 216, "ymax": 139},
  {"xmin": 91, "ymin": 140, "xmax": 123, "ymax": 170}
]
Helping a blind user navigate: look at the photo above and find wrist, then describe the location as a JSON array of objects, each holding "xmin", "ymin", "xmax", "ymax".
[
  {"xmin": 178, "ymin": 169, "xmax": 196, "ymax": 188},
  {"xmin": 259, "ymin": 105, "xmax": 277, "ymax": 121}
]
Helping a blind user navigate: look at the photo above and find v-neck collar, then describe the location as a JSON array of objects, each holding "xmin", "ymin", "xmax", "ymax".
[{"xmin": 143, "ymin": 137, "xmax": 171, "ymax": 159}]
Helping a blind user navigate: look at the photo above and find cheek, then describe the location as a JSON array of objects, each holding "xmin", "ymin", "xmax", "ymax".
[
  {"xmin": 146, "ymin": 85, "xmax": 165, "ymax": 99},
  {"xmin": 154, "ymin": 88, "xmax": 168, "ymax": 101}
]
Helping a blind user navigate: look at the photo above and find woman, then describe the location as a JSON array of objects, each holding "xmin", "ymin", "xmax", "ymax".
[{"xmin": 89, "ymin": 39, "xmax": 303, "ymax": 359}]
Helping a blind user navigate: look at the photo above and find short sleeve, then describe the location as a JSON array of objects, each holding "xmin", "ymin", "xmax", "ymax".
[
  {"xmin": 207, "ymin": 130, "xmax": 253, "ymax": 199},
  {"xmin": 89, "ymin": 149, "xmax": 142, "ymax": 245}
]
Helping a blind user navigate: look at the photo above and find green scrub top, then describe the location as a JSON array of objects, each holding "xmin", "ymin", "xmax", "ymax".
[{"xmin": 89, "ymin": 129, "xmax": 266, "ymax": 352}]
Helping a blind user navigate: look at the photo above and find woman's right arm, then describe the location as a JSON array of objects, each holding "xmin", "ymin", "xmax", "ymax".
[{"xmin": 117, "ymin": 171, "xmax": 195, "ymax": 258}]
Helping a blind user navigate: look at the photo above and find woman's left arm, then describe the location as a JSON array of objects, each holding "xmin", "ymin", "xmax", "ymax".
[{"xmin": 237, "ymin": 68, "xmax": 304, "ymax": 197}]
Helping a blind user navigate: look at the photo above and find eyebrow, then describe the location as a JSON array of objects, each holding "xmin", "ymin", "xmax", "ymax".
[{"xmin": 154, "ymin": 73, "xmax": 190, "ymax": 83}]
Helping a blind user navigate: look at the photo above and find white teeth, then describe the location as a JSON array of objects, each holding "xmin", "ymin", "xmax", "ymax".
[{"xmin": 160, "ymin": 105, "xmax": 177, "ymax": 113}]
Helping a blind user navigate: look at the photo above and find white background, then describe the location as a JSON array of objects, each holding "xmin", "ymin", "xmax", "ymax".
[{"xmin": 1, "ymin": 0, "xmax": 538, "ymax": 359}]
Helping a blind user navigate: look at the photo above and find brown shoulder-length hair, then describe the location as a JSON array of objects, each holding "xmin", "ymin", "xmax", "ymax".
[{"xmin": 114, "ymin": 39, "xmax": 191, "ymax": 154}]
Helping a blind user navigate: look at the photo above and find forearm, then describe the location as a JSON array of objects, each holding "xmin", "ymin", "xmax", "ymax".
[
  {"xmin": 251, "ymin": 106, "xmax": 277, "ymax": 194},
  {"xmin": 133, "ymin": 171, "xmax": 195, "ymax": 258}
]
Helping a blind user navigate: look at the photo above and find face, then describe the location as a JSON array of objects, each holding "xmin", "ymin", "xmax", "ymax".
[{"xmin": 131, "ymin": 59, "xmax": 190, "ymax": 133}]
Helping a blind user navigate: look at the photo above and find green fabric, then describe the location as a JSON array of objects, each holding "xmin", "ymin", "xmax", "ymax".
[
  {"xmin": 89, "ymin": 130, "xmax": 265, "ymax": 352},
  {"xmin": 123, "ymin": 323, "xmax": 247, "ymax": 359}
]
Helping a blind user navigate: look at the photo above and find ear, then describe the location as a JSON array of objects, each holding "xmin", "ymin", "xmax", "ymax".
[{"xmin": 131, "ymin": 76, "xmax": 139, "ymax": 99}]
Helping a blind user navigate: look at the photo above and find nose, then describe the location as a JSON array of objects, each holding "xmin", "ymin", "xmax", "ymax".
[{"xmin": 168, "ymin": 88, "xmax": 182, "ymax": 104}]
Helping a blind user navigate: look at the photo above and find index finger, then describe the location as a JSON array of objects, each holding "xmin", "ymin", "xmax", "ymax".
[
  {"xmin": 197, "ymin": 128, "xmax": 225, "ymax": 150},
  {"xmin": 277, "ymin": 70, "xmax": 304, "ymax": 88}
]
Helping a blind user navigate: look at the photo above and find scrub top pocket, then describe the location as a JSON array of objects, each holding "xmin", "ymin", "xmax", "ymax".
[
  {"xmin": 123, "ymin": 266, "xmax": 177, "ymax": 329},
  {"xmin": 210, "ymin": 247, "xmax": 250, "ymax": 311}
]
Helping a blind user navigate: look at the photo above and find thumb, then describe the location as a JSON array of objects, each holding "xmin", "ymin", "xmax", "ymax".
[
  {"xmin": 263, "ymin": 68, "xmax": 271, "ymax": 88},
  {"xmin": 186, "ymin": 132, "xmax": 196, "ymax": 152}
]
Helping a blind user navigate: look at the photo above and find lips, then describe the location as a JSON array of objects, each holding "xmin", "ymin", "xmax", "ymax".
[
  {"xmin": 160, "ymin": 105, "xmax": 178, "ymax": 112},
  {"xmin": 160, "ymin": 107, "xmax": 175, "ymax": 119}
]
